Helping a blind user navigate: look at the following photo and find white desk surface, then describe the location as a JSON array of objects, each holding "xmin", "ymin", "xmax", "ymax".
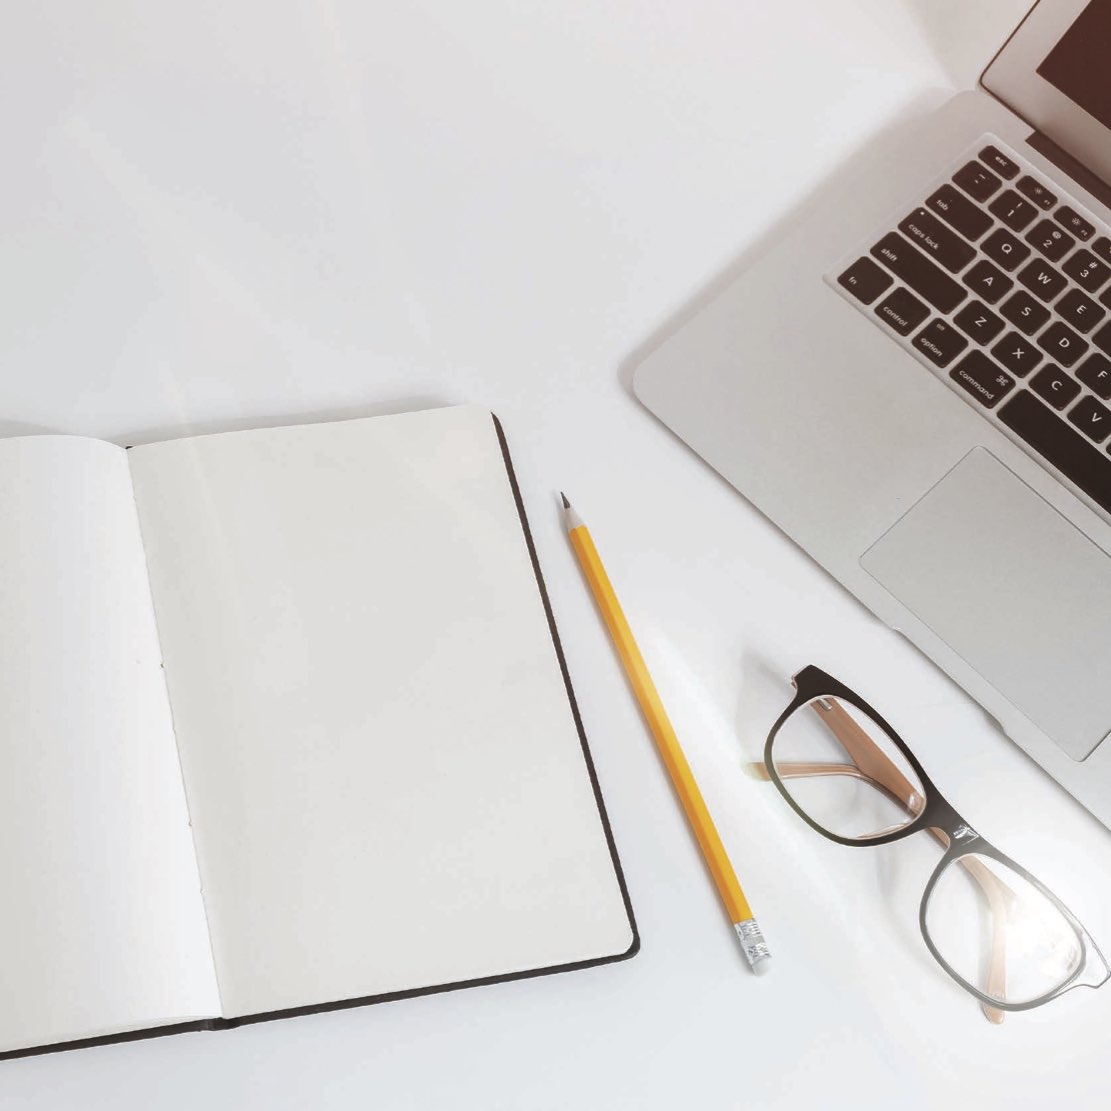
[{"xmin": 5, "ymin": 2, "xmax": 1111, "ymax": 1107}]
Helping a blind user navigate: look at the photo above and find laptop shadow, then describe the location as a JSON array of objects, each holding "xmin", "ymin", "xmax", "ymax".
[{"xmin": 615, "ymin": 89, "xmax": 951, "ymax": 400}]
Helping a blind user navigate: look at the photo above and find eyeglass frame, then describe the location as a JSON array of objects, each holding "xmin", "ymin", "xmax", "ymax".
[{"xmin": 762, "ymin": 664, "xmax": 1110, "ymax": 1019}]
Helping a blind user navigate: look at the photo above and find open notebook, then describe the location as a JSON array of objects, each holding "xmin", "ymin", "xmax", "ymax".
[{"xmin": 0, "ymin": 405, "xmax": 636, "ymax": 1059}]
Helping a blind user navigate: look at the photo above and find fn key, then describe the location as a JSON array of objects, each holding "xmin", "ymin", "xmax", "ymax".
[{"xmin": 838, "ymin": 257, "xmax": 893, "ymax": 305}]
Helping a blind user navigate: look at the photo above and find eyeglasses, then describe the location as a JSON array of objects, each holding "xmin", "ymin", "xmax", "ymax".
[{"xmin": 756, "ymin": 665, "xmax": 1110, "ymax": 1023}]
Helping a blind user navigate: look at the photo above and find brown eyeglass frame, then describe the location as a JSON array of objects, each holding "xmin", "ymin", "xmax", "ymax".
[{"xmin": 756, "ymin": 665, "xmax": 1110, "ymax": 1023}]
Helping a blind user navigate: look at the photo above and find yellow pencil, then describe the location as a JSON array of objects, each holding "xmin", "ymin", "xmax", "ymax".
[{"xmin": 562, "ymin": 494, "xmax": 771, "ymax": 974}]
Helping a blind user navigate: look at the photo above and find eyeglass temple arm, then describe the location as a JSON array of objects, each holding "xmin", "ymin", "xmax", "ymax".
[
  {"xmin": 762, "ymin": 700, "xmax": 1009, "ymax": 1023},
  {"xmin": 811, "ymin": 699, "xmax": 922, "ymax": 813}
]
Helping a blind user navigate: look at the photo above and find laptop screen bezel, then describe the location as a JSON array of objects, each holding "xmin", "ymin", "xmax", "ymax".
[{"xmin": 982, "ymin": 0, "xmax": 1111, "ymax": 190}]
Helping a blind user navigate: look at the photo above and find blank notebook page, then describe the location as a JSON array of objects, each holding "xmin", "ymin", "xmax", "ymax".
[{"xmin": 127, "ymin": 406, "xmax": 633, "ymax": 1019}]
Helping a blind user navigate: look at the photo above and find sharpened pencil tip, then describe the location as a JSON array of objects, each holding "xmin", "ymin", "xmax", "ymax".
[{"xmin": 560, "ymin": 491, "xmax": 570, "ymax": 509}]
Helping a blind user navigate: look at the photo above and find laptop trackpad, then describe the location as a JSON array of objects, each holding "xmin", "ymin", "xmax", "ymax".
[{"xmin": 861, "ymin": 448, "xmax": 1111, "ymax": 761}]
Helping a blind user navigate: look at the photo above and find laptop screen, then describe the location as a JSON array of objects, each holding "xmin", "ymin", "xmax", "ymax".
[{"xmin": 1036, "ymin": 1, "xmax": 1111, "ymax": 130}]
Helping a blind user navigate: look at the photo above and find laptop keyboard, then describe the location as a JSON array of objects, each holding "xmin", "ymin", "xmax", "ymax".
[{"xmin": 829, "ymin": 135, "xmax": 1111, "ymax": 519}]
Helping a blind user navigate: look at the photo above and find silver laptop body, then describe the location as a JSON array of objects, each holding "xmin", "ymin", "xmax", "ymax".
[{"xmin": 633, "ymin": 0, "xmax": 1111, "ymax": 825}]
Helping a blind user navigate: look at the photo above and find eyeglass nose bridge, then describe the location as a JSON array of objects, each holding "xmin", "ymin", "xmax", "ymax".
[{"xmin": 921, "ymin": 802, "xmax": 982, "ymax": 852}]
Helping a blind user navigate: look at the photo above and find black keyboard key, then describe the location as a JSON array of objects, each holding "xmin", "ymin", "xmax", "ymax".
[
  {"xmin": 1093, "ymin": 237, "xmax": 1111, "ymax": 266},
  {"xmin": 1057, "ymin": 288, "xmax": 1106, "ymax": 333},
  {"xmin": 870, "ymin": 233, "xmax": 967, "ymax": 313},
  {"xmin": 1030, "ymin": 364, "xmax": 1081, "ymax": 410},
  {"xmin": 1093, "ymin": 320, "xmax": 1111, "ymax": 357},
  {"xmin": 1062, "ymin": 248, "xmax": 1111, "ymax": 293},
  {"xmin": 992, "ymin": 331, "xmax": 1042, "ymax": 377},
  {"xmin": 1025, "ymin": 219, "xmax": 1075, "ymax": 262},
  {"xmin": 1018, "ymin": 259, "xmax": 1067, "ymax": 302},
  {"xmin": 1000, "ymin": 291, "xmax": 1050, "ymax": 335},
  {"xmin": 982, "ymin": 227, "xmax": 1031, "ymax": 272},
  {"xmin": 998, "ymin": 391, "xmax": 1111, "ymax": 513},
  {"xmin": 875, "ymin": 288, "xmax": 930, "ymax": 335},
  {"xmin": 1017, "ymin": 176, "xmax": 1057, "ymax": 210},
  {"xmin": 927, "ymin": 184, "xmax": 992, "ymax": 241},
  {"xmin": 950, "ymin": 350, "xmax": 1016, "ymax": 407},
  {"xmin": 1068, "ymin": 396, "xmax": 1111, "ymax": 443},
  {"xmin": 953, "ymin": 161, "xmax": 1001, "ymax": 202},
  {"xmin": 913, "ymin": 318, "xmax": 968, "ymax": 367},
  {"xmin": 980, "ymin": 145, "xmax": 1019, "ymax": 179},
  {"xmin": 989, "ymin": 190, "xmax": 1038, "ymax": 232},
  {"xmin": 838, "ymin": 257, "xmax": 893, "ymax": 304},
  {"xmin": 962, "ymin": 259, "xmax": 1013, "ymax": 304},
  {"xmin": 897, "ymin": 209, "xmax": 977, "ymax": 272},
  {"xmin": 1037, "ymin": 321, "xmax": 1088, "ymax": 367},
  {"xmin": 954, "ymin": 300, "xmax": 1005, "ymax": 344},
  {"xmin": 1056, "ymin": 206, "xmax": 1095, "ymax": 241},
  {"xmin": 1077, "ymin": 353, "xmax": 1111, "ymax": 399}
]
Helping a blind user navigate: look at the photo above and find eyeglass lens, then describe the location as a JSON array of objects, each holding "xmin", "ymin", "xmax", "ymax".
[
  {"xmin": 770, "ymin": 695, "xmax": 925, "ymax": 840},
  {"xmin": 924, "ymin": 852, "xmax": 1083, "ymax": 1006}
]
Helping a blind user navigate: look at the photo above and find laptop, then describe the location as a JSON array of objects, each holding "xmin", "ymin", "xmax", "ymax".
[{"xmin": 633, "ymin": 1, "xmax": 1111, "ymax": 826}]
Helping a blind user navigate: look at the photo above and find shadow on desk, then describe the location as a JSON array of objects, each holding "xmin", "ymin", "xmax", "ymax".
[{"xmin": 615, "ymin": 87, "xmax": 952, "ymax": 402}]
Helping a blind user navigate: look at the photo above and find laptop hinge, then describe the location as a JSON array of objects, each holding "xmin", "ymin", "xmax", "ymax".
[{"xmin": 1027, "ymin": 130, "xmax": 1111, "ymax": 211}]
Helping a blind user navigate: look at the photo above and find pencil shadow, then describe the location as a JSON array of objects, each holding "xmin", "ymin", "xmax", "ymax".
[{"xmin": 118, "ymin": 395, "xmax": 449, "ymax": 447}]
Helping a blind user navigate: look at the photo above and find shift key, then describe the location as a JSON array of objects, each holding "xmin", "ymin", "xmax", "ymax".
[{"xmin": 871, "ymin": 233, "xmax": 968, "ymax": 313}]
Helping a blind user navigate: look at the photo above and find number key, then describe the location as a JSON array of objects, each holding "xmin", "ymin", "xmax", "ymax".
[
  {"xmin": 1025, "ymin": 219, "xmax": 1075, "ymax": 262},
  {"xmin": 989, "ymin": 189, "xmax": 1038, "ymax": 232},
  {"xmin": 1062, "ymin": 248, "xmax": 1111, "ymax": 293}
]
